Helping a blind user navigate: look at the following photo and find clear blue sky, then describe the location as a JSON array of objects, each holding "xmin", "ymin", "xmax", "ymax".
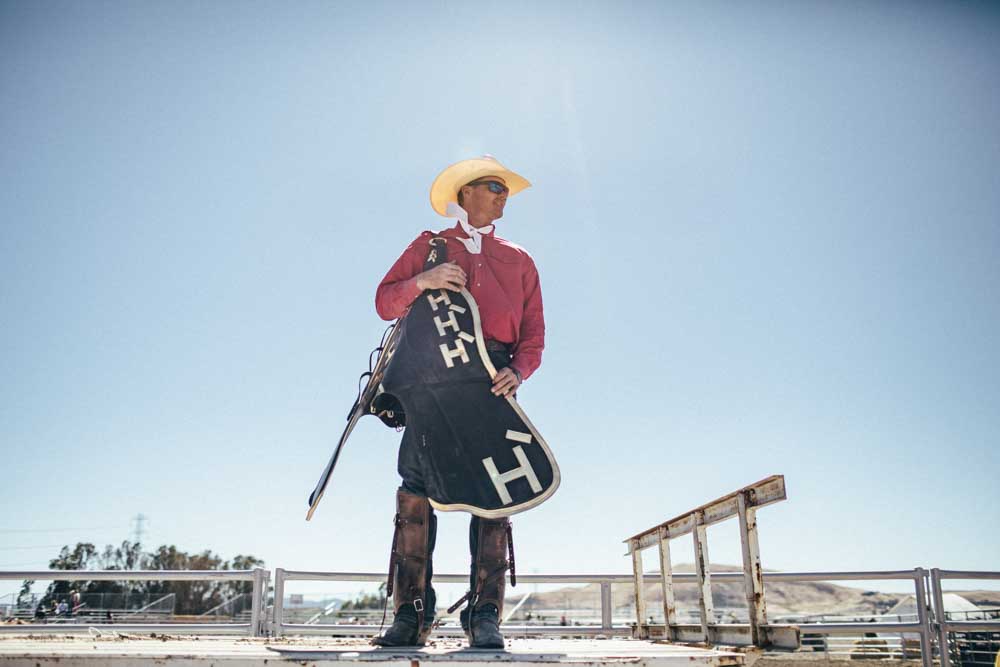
[{"xmin": 2, "ymin": 1, "xmax": 999, "ymax": 601}]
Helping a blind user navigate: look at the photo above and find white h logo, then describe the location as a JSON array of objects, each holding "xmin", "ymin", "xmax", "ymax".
[
  {"xmin": 433, "ymin": 310, "xmax": 460, "ymax": 337},
  {"xmin": 427, "ymin": 291, "xmax": 452, "ymax": 311},
  {"xmin": 482, "ymin": 431, "xmax": 543, "ymax": 505},
  {"xmin": 438, "ymin": 332, "xmax": 475, "ymax": 367},
  {"xmin": 439, "ymin": 339, "xmax": 470, "ymax": 367}
]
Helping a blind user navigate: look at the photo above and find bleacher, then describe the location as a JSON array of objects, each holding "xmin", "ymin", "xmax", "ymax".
[{"xmin": 4, "ymin": 606, "xmax": 175, "ymax": 625}]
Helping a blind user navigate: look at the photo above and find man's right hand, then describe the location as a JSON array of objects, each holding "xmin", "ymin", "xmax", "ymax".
[{"xmin": 415, "ymin": 262, "xmax": 467, "ymax": 292}]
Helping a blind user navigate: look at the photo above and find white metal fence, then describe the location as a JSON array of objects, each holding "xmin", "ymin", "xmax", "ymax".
[
  {"xmin": 0, "ymin": 569, "xmax": 269, "ymax": 636},
  {"xmin": 270, "ymin": 569, "xmax": 631, "ymax": 637},
  {"xmin": 620, "ymin": 476, "xmax": 998, "ymax": 667},
  {"xmin": 2, "ymin": 565, "xmax": 998, "ymax": 667},
  {"xmin": 932, "ymin": 570, "xmax": 1000, "ymax": 667}
]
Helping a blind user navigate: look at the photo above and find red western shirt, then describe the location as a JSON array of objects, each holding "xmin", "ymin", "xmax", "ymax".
[{"xmin": 375, "ymin": 223, "xmax": 545, "ymax": 380}]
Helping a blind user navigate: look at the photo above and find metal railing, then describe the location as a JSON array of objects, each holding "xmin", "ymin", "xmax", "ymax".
[
  {"xmin": 932, "ymin": 569, "xmax": 1000, "ymax": 667},
  {"xmin": 10, "ymin": 591, "xmax": 175, "ymax": 616},
  {"xmin": 271, "ymin": 568, "xmax": 635, "ymax": 638},
  {"xmin": 769, "ymin": 569, "xmax": 932, "ymax": 664},
  {"xmin": 0, "ymin": 592, "xmax": 13, "ymax": 618},
  {"xmin": 613, "ymin": 568, "xmax": 934, "ymax": 662},
  {"xmin": 625, "ymin": 475, "xmax": 788, "ymax": 647},
  {"xmin": 198, "ymin": 592, "xmax": 252, "ymax": 619},
  {"xmin": 621, "ymin": 477, "xmax": 945, "ymax": 667},
  {"xmin": 0, "ymin": 569, "xmax": 270, "ymax": 636},
  {"xmin": 780, "ymin": 609, "xmax": 925, "ymax": 657},
  {"xmin": 127, "ymin": 592, "xmax": 176, "ymax": 617},
  {"xmin": 2, "ymin": 565, "xmax": 995, "ymax": 665}
]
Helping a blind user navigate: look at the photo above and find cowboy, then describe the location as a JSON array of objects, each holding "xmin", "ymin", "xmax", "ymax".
[{"xmin": 372, "ymin": 156, "xmax": 545, "ymax": 648}]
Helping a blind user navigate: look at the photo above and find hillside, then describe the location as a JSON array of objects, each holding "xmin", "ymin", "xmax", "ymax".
[
  {"xmin": 515, "ymin": 564, "xmax": 902, "ymax": 619},
  {"xmin": 955, "ymin": 591, "xmax": 1000, "ymax": 608}
]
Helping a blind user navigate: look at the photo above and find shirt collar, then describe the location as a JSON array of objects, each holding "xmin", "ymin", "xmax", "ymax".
[
  {"xmin": 451, "ymin": 221, "xmax": 495, "ymax": 238},
  {"xmin": 445, "ymin": 202, "xmax": 494, "ymax": 254}
]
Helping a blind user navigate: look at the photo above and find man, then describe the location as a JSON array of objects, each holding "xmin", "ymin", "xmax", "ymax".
[{"xmin": 372, "ymin": 156, "xmax": 544, "ymax": 648}]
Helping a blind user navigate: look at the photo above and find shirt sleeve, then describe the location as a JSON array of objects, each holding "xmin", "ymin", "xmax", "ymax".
[
  {"xmin": 510, "ymin": 254, "xmax": 545, "ymax": 381},
  {"xmin": 375, "ymin": 233, "xmax": 431, "ymax": 321}
]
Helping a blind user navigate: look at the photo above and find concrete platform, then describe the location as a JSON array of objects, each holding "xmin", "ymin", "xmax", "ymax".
[{"xmin": 0, "ymin": 634, "xmax": 746, "ymax": 667}]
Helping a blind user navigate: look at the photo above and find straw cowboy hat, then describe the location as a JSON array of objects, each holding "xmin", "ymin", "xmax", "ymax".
[{"xmin": 429, "ymin": 155, "xmax": 531, "ymax": 216}]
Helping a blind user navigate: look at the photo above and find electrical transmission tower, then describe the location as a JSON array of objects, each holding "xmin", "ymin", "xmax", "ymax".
[{"xmin": 131, "ymin": 514, "xmax": 148, "ymax": 545}]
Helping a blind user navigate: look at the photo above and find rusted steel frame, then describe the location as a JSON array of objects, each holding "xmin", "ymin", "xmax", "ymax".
[
  {"xmin": 653, "ymin": 623, "xmax": 798, "ymax": 649},
  {"xmin": 692, "ymin": 513, "xmax": 714, "ymax": 642},
  {"xmin": 737, "ymin": 490, "xmax": 767, "ymax": 646},
  {"xmin": 657, "ymin": 527, "xmax": 677, "ymax": 640},
  {"xmin": 625, "ymin": 475, "xmax": 786, "ymax": 551},
  {"xmin": 630, "ymin": 539, "xmax": 648, "ymax": 638}
]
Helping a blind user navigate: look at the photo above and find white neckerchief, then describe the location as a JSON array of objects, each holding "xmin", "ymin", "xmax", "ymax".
[{"xmin": 446, "ymin": 202, "xmax": 493, "ymax": 255}]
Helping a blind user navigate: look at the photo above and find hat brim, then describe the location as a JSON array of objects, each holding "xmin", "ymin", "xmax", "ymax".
[{"xmin": 430, "ymin": 157, "xmax": 531, "ymax": 216}]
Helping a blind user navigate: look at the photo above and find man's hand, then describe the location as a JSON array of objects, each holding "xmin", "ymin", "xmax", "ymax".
[
  {"xmin": 416, "ymin": 262, "xmax": 466, "ymax": 292},
  {"xmin": 491, "ymin": 367, "xmax": 521, "ymax": 398}
]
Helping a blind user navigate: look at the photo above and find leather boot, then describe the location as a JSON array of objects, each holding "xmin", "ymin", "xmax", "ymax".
[
  {"xmin": 460, "ymin": 517, "xmax": 513, "ymax": 649},
  {"xmin": 372, "ymin": 490, "xmax": 437, "ymax": 646}
]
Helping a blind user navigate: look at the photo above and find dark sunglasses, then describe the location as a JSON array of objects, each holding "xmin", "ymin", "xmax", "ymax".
[{"xmin": 467, "ymin": 180, "xmax": 509, "ymax": 195}]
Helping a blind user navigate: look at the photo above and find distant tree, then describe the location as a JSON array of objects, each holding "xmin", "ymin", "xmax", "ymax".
[
  {"xmin": 41, "ymin": 541, "xmax": 143, "ymax": 610},
  {"xmin": 15, "ymin": 580, "xmax": 35, "ymax": 608},
  {"xmin": 25, "ymin": 541, "xmax": 264, "ymax": 615},
  {"xmin": 228, "ymin": 555, "xmax": 267, "ymax": 597},
  {"xmin": 145, "ymin": 547, "xmax": 221, "ymax": 614},
  {"xmin": 341, "ymin": 582, "xmax": 387, "ymax": 610},
  {"xmin": 140, "ymin": 546, "xmax": 268, "ymax": 615}
]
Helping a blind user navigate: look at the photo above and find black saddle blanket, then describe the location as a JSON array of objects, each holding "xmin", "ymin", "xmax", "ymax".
[{"xmin": 381, "ymin": 288, "xmax": 559, "ymax": 518}]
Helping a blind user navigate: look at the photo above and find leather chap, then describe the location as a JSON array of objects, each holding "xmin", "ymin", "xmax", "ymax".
[
  {"xmin": 387, "ymin": 489, "xmax": 433, "ymax": 629},
  {"xmin": 471, "ymin": 517, "xmax": 513, "ymax": 614}
]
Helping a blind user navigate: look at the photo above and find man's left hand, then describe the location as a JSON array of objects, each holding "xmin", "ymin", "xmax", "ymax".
[{"xmin": 491, "ymin": 367, "xmax": 521, "ymax": 398}]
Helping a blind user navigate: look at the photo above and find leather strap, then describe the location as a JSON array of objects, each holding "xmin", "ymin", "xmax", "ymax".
[
  {"xmin": 385, "ymin": 514, "xmax": 401, "ymax": 597},
  {"xmin": 423, "ymin": 236, "xmax": 448, "ymax": 271},
  {"xmin": 507, "ymin": 522, "xmax": 516, "ymax": 587},
  {"xmin": 386, "ymin": 490, "xmax": 431, "ymax": 629},
  {"xmin": 447, "ymin": 519, "xmax": 515, "ymax": 615}
]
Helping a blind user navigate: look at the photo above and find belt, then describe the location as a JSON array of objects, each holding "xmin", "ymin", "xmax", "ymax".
[{"xmin": 485, "ymin": 340, "xmax": 511, "ymax": 353}]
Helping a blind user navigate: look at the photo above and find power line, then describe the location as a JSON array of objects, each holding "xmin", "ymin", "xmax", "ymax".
[
  {"xmin": 0, "ymin": 560, "xmax": 50, "ymax": 568},
  {"xmin": 0, "ymin": 527, "xmax": 118, "ymax": 534},
  {"xmin": 0, "ymin": 545, "xmax": 66, "ymax": 551}
]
